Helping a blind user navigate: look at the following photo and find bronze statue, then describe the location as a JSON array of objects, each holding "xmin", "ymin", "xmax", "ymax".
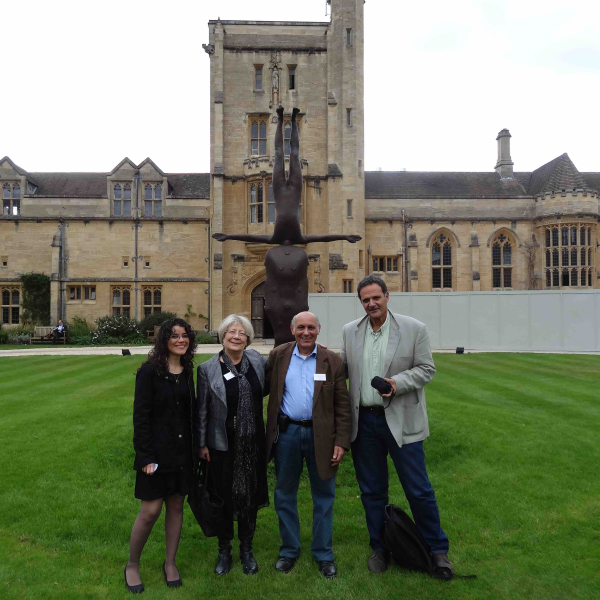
[{"xmin": 213, "ymin": 107, "xmax": 361, "ymax": 346}]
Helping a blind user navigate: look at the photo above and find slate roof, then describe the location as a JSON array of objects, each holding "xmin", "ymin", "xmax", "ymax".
[
  {"xmin": 168, "ymin": 174, "xmax": 210, "ymax": 198},
  {"xmin": 23, "ymin": 172, "xmax": 210, "ymax": 198},
  {"xmin": 520, "ymin": 153, "xmax": 589, "ymax": 196},
  {"xmin": 224, "ymin": 33, "xmax": 327, "ymax": 51},
  {"xmin": 29, "ymin": 173, "xmax": 108, "ymax": 197},
  {"xmin": 364, "ymin": 171, "xmax": 529, "ymax": 199}
]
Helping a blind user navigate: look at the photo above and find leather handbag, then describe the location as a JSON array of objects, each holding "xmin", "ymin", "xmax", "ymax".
[{"xmin": 187, "ymin": 460, "xmax": 225, "ymax": 537}]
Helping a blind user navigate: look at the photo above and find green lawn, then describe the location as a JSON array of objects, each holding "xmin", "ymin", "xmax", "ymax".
[{"xmin": 1, "ymin": 353, "xmax": 599, "ymax": 599}]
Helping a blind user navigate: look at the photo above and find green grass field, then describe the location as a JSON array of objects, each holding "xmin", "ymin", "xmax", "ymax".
[{"xmin": 1, "ymin": 353, "xmax": 599, "ymax": 600}]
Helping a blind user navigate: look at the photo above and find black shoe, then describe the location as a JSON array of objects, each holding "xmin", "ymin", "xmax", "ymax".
[
  {"xmin": 124, "ymin": 567, "xmax": 144, "ymax": 594},
  {"xmin": 367, "ymin": 550, "xmax": 389, "ymax": 573},
  {"xmin": 240, "ymin": 550, "xmax": 259, "ymax": 575},
  {"xmin": 275, "ymin": 556, "xmax": 297, "ymax": 574},
  {"xmin": 214, "ymin": 552, "xmax": 233, "ymax": 576},
  {"xmin": 317, "ymin": 560, "xmax": 337, "ymax": 579},
  {"xmin": 162, "ymin": 562, "xmax": 182, "ymax": 588}
]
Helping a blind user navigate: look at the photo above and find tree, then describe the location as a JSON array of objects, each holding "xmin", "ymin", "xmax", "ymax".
[{"xmin": 19, "ymin": 272, "xmax": 51, "ymax": 324}]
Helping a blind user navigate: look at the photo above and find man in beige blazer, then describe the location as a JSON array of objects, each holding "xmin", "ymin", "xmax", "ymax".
[
  {"xmin": 341, "ymin": 275, "xmax": 450, "ymax": 574},
  {"xmin": 266, "ymin": 311, "xmax": 351, "ymax": 579}
]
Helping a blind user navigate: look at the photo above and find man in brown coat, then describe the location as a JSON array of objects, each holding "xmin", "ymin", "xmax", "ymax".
[{"xmin": 265, "ymin": 311, "xmax": 351, "ymax": 579}]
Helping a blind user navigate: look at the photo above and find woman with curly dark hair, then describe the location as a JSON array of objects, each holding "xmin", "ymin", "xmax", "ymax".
[{"xmin": 124, "ymin": 318, "xmax": 197, "ymax": 593}]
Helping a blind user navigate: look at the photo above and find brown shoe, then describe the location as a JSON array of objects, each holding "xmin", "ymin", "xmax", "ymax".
[
  {"xmin": 367, "ymin": 550, "xmax": 389, "ymax": 573},
  {"xmin": 432, "ymin": 553, "xmax": 453, "ymax": 572}
]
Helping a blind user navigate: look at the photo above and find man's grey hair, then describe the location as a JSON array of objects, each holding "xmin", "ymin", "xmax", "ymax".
[
  {"xmin": 290, "ymin": 312, "xmax": 321, "ymax": 329},
  {"xmin": 218, "ymin": 314, "xmax": 255, "ymax": 346}
]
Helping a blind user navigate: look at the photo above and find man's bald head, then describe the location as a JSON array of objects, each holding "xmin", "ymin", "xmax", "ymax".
[{"xmin": 291, "ymin": 311, "xmax": 321, "ymax": 329}]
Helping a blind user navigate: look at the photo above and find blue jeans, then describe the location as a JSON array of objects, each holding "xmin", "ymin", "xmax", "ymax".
[
  {"xmin": 351, "ymin": 408, "xmax": 449, "ymax": 555},
  {"xmin": 274, "ymin": 424, "xmax": 336, "ymax": 561}
]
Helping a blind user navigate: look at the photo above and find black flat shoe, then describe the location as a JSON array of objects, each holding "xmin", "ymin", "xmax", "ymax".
[
  {"xmin": 214, "ymin": 552, "xmax": 233, "ymax": 576},
  {"xmin": 275, "ymin": 556, "xmax": 297, "ymax": 574},
  {"xmin": 162, "ymin": 562, "xmax": 182, "ymax": 588},
  {"xmin": 240, "ymin": 550, "xmax": 258, "ymax": 575},
  {"xmin": 124, "ymin": 567, "xmax": 144, "ymax": 594},
  {"xmin": 317, "ymin": 560, "xmax": 338, "ymax": 579}
]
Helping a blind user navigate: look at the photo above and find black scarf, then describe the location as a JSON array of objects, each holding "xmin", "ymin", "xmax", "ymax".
[{"xmin": 221, "ymin": 351, "xmax": 258, "ymax": 524}]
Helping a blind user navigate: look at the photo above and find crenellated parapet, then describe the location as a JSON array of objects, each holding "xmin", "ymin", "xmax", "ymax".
[{"xmin": 534, "ymin": 188, "xmax": 599, "ymax": 219}]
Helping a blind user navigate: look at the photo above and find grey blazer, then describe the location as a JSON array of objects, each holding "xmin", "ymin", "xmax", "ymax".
[
  {"xmin": 341, "ymin": 312, "xmax": 435, "ymax": 447},
  {"xmin": 196, "ymin": 349, "xmax": 266, "ymax": 451}
]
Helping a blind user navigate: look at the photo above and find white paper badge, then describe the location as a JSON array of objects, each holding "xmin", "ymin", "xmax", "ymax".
[
  {"xmin": 314, "ymin": 374, "xmax": 326, "ymax": 381},
  {"xmin": 224, "ymin": 372, "xmax": 235, "ymax": 381}
]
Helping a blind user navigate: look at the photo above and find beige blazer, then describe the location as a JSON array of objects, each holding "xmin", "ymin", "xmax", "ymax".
[{"xmin": 341, "ymin": 312, "xmax": 435, "ymax": 447}]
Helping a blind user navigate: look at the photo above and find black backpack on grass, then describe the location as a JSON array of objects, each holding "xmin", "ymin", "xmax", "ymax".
[{"xmin": 382, "ymin": 504, "xmax": 476, "ymax": 581}]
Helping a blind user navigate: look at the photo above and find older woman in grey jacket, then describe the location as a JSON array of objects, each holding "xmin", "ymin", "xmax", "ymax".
[{"xmin": 197, "ymin": 315, "xmax": 269, "ymax": 576}]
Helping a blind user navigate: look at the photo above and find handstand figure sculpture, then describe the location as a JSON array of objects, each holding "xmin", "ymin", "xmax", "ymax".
[{"xmin": 213, "ymin": 107, "xmax": 361, "ymax": 346}]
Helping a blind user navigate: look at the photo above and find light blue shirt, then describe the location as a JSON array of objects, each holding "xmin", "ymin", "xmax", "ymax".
[{"xmin": 281, "ymin": 343, "xmax": 318, "ymax": 420}]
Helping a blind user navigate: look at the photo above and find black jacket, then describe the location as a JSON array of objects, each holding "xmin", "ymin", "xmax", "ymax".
[{"xmin": 133, "ymin": 363, "xmax": 197, "ymax": 472}]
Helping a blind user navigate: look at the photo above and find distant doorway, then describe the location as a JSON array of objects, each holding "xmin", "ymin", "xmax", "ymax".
[{"xmin": 251, "ymin": 282, "xmax": 274, "ymax": 339}]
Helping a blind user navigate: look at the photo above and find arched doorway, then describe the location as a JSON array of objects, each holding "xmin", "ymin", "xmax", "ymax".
[{"xmin": 251, "ymin": 281, "xmax": 274, "ymax": 339}]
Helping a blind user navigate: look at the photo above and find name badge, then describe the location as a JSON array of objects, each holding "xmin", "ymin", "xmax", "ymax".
[
  {"xmin": 224, "ymin": 372, "xmax": 235, "ymax": 381},
  {"xmin": 314, "ymin": 374, "xmax": 326, "ymax": 381}
]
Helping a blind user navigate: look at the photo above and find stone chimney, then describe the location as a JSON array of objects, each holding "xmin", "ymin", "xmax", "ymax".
[{"xmin": 495, "ymin": 128, "xmax": 514, "ymax": 179}]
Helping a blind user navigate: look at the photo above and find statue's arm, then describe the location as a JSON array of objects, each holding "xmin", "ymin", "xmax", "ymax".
[
  {"xmin": 301, "ymin": 234, "xmax": 362, "ymax": 244},
  {"xmin": 212, "ymin": 233, "xmax": 273, "ymax": 243}
]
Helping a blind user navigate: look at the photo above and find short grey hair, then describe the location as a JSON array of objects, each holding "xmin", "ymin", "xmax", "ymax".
[
  {"xmin": 218, "ymin": 314, "xmax": 255, "ymax": 346},
  {"xmin": 290, "ymin": 311, "xmax": 321, "ymax": 329}
]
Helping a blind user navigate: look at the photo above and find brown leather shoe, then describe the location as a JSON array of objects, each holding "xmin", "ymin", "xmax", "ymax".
[
  {"xmin": 367, "ymin": 550, "xmax": 389, "ymax": 573},
  {"xmin": 432, "ymin": 553, "xmax": 453, "ymax": 572}
]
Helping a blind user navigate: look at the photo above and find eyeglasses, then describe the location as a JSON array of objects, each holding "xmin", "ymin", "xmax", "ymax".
[
  {"xmin": 225, "ymin": 330, "xmax": 247, "ymax": 338},
  {"xmin": 169, "ymin": 334, "xmax": 190, "ymax": 340}
]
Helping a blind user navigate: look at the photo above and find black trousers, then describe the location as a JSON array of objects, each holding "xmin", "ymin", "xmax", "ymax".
[{"xmin": 209, "ymin": 428, "xmax": 256, "ymax": 552}]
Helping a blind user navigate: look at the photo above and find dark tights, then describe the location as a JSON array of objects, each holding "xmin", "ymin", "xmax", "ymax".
[{"xmin": 125, "ymin": 494, "xmax": 185, "ymax": 586}]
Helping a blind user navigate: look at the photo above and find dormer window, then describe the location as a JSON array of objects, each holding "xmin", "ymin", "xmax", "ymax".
[
  {"xmin": 144, "ymin": 184, "xmax": 162, "ymax": 216},
  {"xmin": 113, "ymin": 183, "xmax": 131, "ymax": 216},
  {"xmin": 2, "ymin": 183, "xmax": 21, "ymax": 216}
]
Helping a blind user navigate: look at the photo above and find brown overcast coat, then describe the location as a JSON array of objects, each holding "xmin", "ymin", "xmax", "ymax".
[{"xmin": 265, "ymin": 342, "xmax": 352, "ymax": 480}]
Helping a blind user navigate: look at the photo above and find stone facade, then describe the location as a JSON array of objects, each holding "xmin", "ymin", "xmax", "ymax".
[{"xmin": 1, "ymin": 0, "xmax": 598, "ymax": 335}]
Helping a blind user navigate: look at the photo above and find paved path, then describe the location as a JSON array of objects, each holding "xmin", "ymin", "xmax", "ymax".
[{"xmin": 0, "ymin": 344, "xmax": 278, "ymax": 358}]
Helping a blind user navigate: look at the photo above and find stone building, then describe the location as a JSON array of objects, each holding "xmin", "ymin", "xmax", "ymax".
[{"xmin": 1, "ymin": 0, "xmax": 598, "ymax": 335}]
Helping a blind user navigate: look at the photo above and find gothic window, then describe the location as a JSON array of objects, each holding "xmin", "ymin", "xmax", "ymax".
[
  {"xmin": 347, "ymin": 108, "xmax": 352, "ymax": 126},
  {"xmin": 431, "ymin": 232, "xmax": 452, "ymax": 290},
  {"xmin": 143, "ymin": 286, "xmax": 162, "ymax": 317},
  {"xmin": 491, "ymin": 233, "xmax": 512, "ymax": 289},
  {"xmin": 1, "ymin": 287, "xmax": 20, "ymax": 324},
  {"xmin": 144, "ymin": 184, "xmax": 162, "ymax": 216},
  {"xmin": 545, "ymin": 250, "xmax": 551, "ymax": 268},
  {"xmin": 347, "ymin": 199, "xmax": 353, "ymax": 218},
  {"xmin": 2, "ymin": 182, "xmax": 20, "ymax": 216},
  {"xmin": 112, "ymin": 286, "xmax": 131, "ymax": 317},
  {"xmin": 250, "ymin": 118, "xmax": 268, "ymax": 155},
  {"xmin": 346, "ymin": 28, "xmax": 352, "ymax": 46},
  {"xmin": 255, "ymin": 66, "xmax": 262, "ymax": 90},
  {"xmin": 284, "ymin": 122, "xmax": 292, "ymax": 155},
  {"xmin": 113, "ymin": 182, "xmax": 132, "ymax": 216},
  {"xmin": 267, "ymin": 181, "xmax": 275, "ymax": 223},
  {"xmin": 544, "ymin": 222, "xmax": 595, "ymax": 288},
  {"xmin": 288, "ymin": 66, "xmax": 296, "ymax": 90}
]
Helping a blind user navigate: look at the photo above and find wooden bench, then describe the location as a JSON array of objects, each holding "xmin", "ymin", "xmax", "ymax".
[
  {"xmin": 146, "ymin": 325, "xmax": 161, "ymax": 344},
  {"xmin": 30, "ymin": 326, "xmax": 68, "ymax": 345}
]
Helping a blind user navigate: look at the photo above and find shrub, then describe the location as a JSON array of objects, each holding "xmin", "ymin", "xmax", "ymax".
[
  {"xmin": 93, "ymin": 315, "xmax": 140, "ymax": 342},
  {"xmin": 68, "ymin": 316, "xmax": 92, "ymax": 337},
  {"xmin": 138, "ymin": 311, "xmax": 178, "ymax": 334},
  {"xmin": 196, "ymin": 331, "xmax": 217, "ymax": 344},
  {"xmin": 7, "ymin": 334, "xmax": 30, "ymax": 345},
  {"xmin": 0, "ymin": 329, "xmax": 9, "ymax": 344}
]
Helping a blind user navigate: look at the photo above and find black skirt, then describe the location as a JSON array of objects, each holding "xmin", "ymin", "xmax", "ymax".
[{"xmin": 135, "ymin": 468, "xmax": 191, "ymax": 501}]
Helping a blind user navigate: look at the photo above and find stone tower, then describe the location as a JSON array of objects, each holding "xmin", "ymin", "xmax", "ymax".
[{"xmin": 205, "ymin": 0, "xmax": 365, "ymax": 335}]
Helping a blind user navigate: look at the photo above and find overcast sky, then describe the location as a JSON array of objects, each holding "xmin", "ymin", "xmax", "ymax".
[{"xmin": 3, "ymin": 0, "xmax": 599, "ymax": 174}]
